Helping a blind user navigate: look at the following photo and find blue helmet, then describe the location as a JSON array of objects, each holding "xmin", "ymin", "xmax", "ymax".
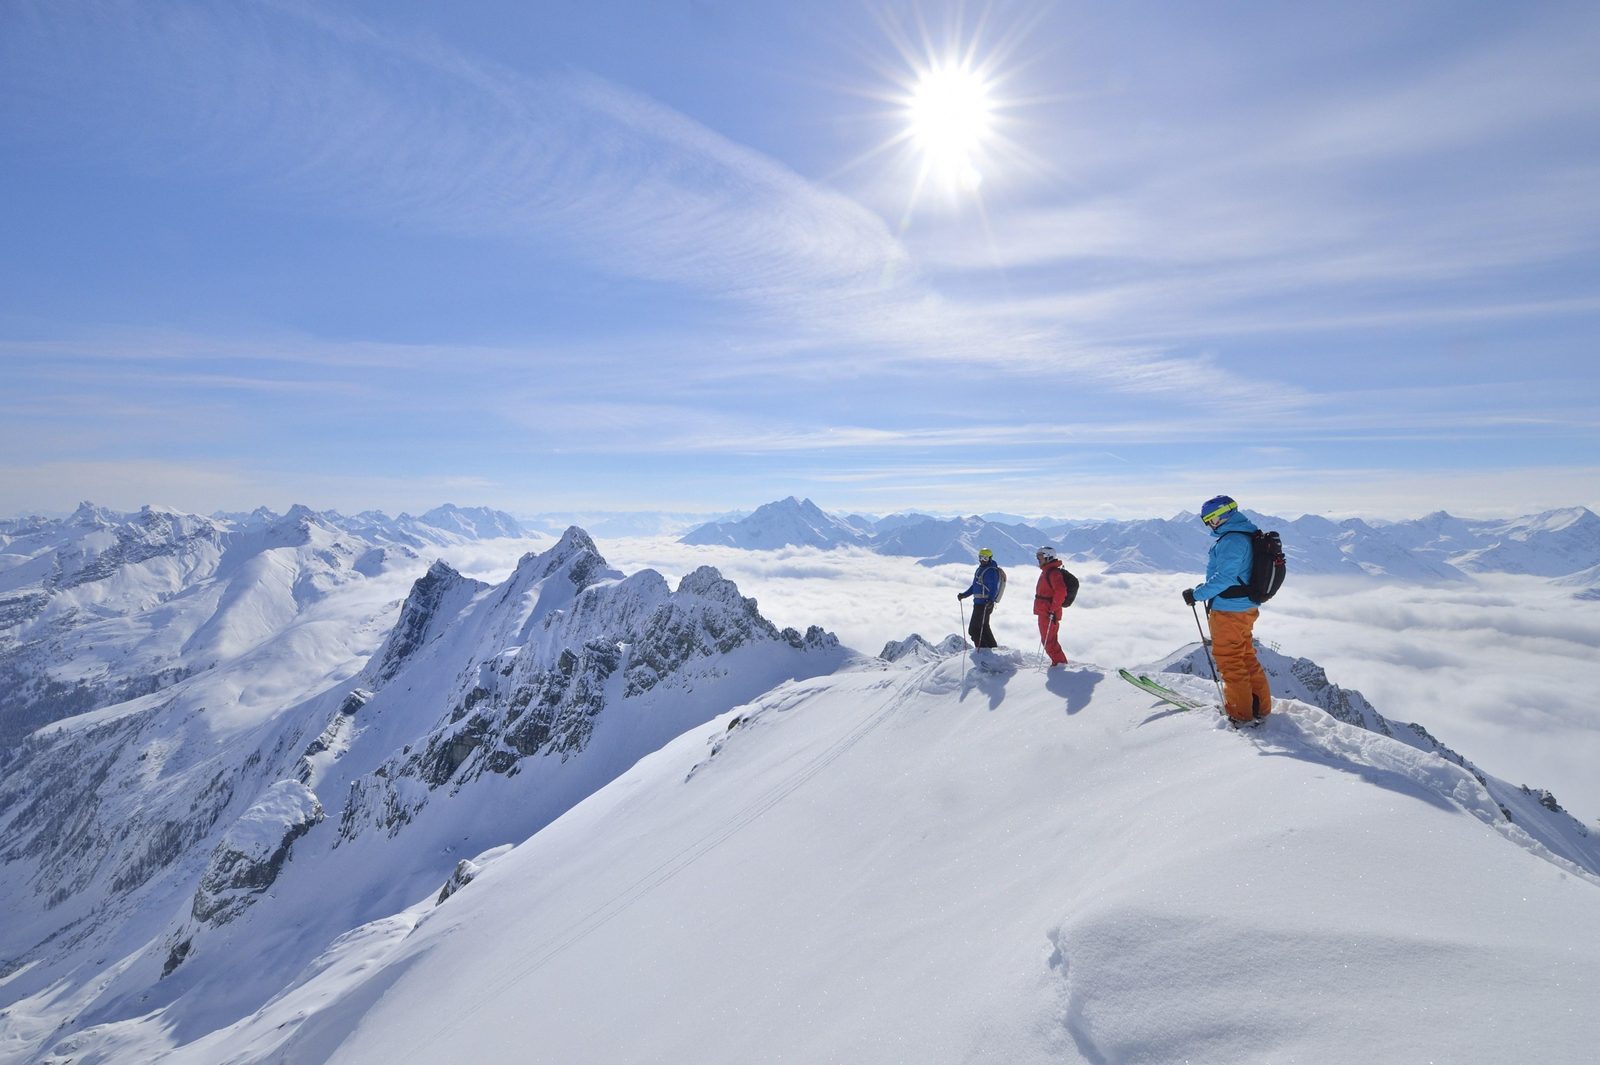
[{"xmin": 1201, "ymin": 495, "xmax": 1238, "ymax": 525}]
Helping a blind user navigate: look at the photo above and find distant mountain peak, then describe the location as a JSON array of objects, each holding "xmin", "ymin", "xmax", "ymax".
[{"xmin": 69, "ymin": 500, "xmax": 116, "ymax": 526}]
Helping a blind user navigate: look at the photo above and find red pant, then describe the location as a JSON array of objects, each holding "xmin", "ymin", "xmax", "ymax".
[
  {"xmin": 1036, "ymin": 613, "xmax": 1067, "ymax": 665},
  {"xmin": 1208, "ymin": 608, "xmax": 1271, "ymax": 722}
]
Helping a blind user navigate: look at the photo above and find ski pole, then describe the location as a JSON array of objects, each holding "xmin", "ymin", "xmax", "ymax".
[
  {"xmin": 1191, "ymin": 601, "xmax": 1224, "ymax": 704},
  {"xmin": 958, "ymin": 598, "xmax": 968, "ymax": 673}
]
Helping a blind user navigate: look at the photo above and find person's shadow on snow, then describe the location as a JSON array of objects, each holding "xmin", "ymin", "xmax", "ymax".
[
  {"xmin": 960, "ymin": 658, "xmax": 1011, "ymax": 710},
  {"xmin": 960, "ymin": 653, "xmax": 1016, "ymax": 710},
  {"xmin": 1047, "ymin": 666, "xmax": 1101, "ymax": 715}
]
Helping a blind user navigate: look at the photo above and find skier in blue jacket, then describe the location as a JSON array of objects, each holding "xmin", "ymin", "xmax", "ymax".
[
  {"xmin": 957, "ymin": 548, "xmax": 1002, "ymax": 648},
  {"xmin": 1183, "ymin": 495, "xmax": 1273, "ymax": 725}
]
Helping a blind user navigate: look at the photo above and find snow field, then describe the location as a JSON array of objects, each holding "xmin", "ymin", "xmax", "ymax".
[{"xmin": 186, "ymin": 653, "xmax": 1600, "ymax": 1065}]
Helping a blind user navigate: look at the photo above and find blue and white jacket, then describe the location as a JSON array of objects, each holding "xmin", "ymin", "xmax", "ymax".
[
  {"xmin": 962, "ymin": 559, "xmax": 1002, "ymax": 603},
  {"xmin": 1193, "ymin": 510, "xmax": 1260, "ymax": 612}
]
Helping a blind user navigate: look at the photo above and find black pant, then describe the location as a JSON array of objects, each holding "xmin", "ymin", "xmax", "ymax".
[{"xmin": 968, "ymin": 600, "xmax": 997, "ymax": 648}]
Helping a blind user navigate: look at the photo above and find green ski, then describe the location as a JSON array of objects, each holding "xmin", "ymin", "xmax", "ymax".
[{"xmin": 1118, "ymin": 669, "xmax": 1209, "ymax": 711}]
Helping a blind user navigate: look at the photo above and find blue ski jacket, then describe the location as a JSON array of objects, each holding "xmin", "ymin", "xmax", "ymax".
[
  {"xmin": 962, "ymin": 559, "xmax": 1002, "ymax": 603},
  {"xmin": 1193, "ymin": 510, "xmax": 1260, "ymax": 612}
]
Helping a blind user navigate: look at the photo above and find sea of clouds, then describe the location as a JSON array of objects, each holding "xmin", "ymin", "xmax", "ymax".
[{"xmin": 436, "ymin": 535, "xmax": 1600, "ymax": 827}]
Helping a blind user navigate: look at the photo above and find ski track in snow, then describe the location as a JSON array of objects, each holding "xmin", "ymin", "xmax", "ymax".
[{"xmin": 1045, "ymin": 929, "xmax": 1110, "ymax": 1065}]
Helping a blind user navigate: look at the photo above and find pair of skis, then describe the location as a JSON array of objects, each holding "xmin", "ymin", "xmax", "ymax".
[
  {"xmin": 1117, "ymin": 669, "xmax": 1209, "ymax": 712},
  {"xmin": 1118, "ymin": 669, "xmax": 1263, "ymax": 729}
]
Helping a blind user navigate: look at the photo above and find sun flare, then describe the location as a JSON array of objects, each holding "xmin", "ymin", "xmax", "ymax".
[
  {"xmin": 907, "ymin": 61, "xmax": 993, "ymax": 190},
  {"xmin": 854, "ymin": 12, "xmax": 1036, "ymax": 220}
]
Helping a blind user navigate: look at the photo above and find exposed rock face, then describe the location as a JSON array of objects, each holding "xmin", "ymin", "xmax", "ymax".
[
  {"xmin": 162, "ymin": 781, "xmax": 324, "ymax": 978},
  {"xmin": 0, "ymin": 706, "xmax": 260, "ymax": 922},
  {"xmin": 435, "ymin": 845, "xmax": 512, "ymax": 905},
  {"xmin": 436, "ymin": 858, "xmax": 481, "ymax": 904},
  {"xmin": 294, "ymin": 690, "xmax": 371, "ymax": 785},
  {"xmin": 369, "ymin": 562, "xmax": 490, "ymax": 685},
  {"xmin": 191, "ymin": 780, "xmax": 324, "ymax": 927},
  {"xmin": 337, "ymin": 537, "xmax": 840, "ymax": 843}
]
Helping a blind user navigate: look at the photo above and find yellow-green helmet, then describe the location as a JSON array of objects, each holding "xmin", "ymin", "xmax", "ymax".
[{"xmin": 977, "ymin": 548, "xmax": 993, "ymax": 559}]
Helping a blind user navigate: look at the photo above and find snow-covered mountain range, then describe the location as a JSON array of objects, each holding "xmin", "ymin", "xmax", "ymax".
[
  {"xmin": 680, "ymin": 496, "xmax": 1600, "ymax": 587},
  {"xmin": 0, "ymin": 502, "xmax": 526, "ymax": 746},
  {"xmin": 4, "ymin": 501, "xmax": 1599, "ymax": 1062}
]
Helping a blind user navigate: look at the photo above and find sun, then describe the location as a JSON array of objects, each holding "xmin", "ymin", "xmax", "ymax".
[
  {"xmin": 906, "ymin": 60, "xmax": 994, "ymax": 191},
  {"xmin": 833, "ymin": 9, "xmax": 1039, "ymax": 222}
]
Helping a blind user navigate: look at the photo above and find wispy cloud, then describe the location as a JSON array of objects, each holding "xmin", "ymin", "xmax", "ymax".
[
  {"xmin": 1266, "ymin": 9, "xmax": 1600, "ymax": 166},
  {"xmin": 897, "ymin": 7, "xmax": 1600, "ymax": 355},
  {"xmin": 1, "ymin": 1, "xmax": 1269, "ymax": 400},
  {"xmin": 2, "ymin": 2, "xmax": 1596, "ymax": 520}
]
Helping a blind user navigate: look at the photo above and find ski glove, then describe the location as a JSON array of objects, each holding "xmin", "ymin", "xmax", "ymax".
[
  {"xmin": 1182, "ymin": 588, "xmax": 1196, "ymax": 606},
  {"xmin": 957, "ymin": 591, "xmax": 969, "ymax": 600}
]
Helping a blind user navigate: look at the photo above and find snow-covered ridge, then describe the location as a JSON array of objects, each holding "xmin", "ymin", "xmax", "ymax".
[
  {"xmin": 0, "ymin": 530, "xmax": 844, "ymax": 1062},
  {"xmin": 11, "ymin": 645, "xmax": 1597, "ymax": 1064},
  {"xmin": 680, "ymin": 496, "xmax": 1600, "ymax": 583},
  {"xmin": 1155, "ymin": 643, "xmax": 1598, "ymax": 877}
]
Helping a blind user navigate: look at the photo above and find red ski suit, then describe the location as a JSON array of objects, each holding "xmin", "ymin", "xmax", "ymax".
[{"xmin": 1033, "ymin": 560, "xmax": 1070, "ymax": 666}]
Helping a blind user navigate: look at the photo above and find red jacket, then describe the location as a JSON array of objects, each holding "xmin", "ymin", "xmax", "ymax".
[{"xmin": 1033, "ymin": 561, "xmax": 1070, "ymax": 617}]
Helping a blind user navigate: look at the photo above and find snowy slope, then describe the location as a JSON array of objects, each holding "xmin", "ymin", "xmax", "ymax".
[
  {"xmin": 1156, "ymin": 643, "xmax": 1600, "ymax": 874},
  {"xmin": 0, "ymin": 530, "xmax": 844, "ymax": 1062},
  {"xmin": 1555, "ymin": 562, "xmax": 1600, "ymax": 600},
  {"xmin": 39, "ymin": 647, "xmax": 1593, "ymax": 1065}
]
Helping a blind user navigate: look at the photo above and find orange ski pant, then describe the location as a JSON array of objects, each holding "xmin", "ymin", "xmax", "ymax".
[{"xmin": 1207, "ymin": 607, "xmax": 1272, "ymax": 722}]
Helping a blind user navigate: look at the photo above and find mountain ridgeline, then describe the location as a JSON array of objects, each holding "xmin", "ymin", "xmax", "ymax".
[
  {"xmin": 681, "ymin": 495, "xmax": 1600, "ymax": 587},
  {"xmin": 0, "ymin": 521, "xmax": 843, "ymax": 1059}
]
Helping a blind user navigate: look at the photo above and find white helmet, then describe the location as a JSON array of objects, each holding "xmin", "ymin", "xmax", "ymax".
[{"xmin": 1035, "ymin": 546, "xmax": 1058, "ymax": 562}]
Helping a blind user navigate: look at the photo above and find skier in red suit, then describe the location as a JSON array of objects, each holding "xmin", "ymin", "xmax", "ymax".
[{"xmin": 1032, "ymin": 546, "xmax": 1074, "ymax": 666}]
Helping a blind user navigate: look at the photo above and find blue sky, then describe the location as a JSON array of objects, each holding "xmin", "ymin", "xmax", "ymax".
[{"xmin": 2, "ymin": 0, "xmax": 1597, "ymax": 520}]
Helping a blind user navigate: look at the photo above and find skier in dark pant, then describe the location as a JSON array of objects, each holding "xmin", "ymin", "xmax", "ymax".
[{"xmin": 957, "ymin": 548, "xmax": 1002, "ymax": 648}]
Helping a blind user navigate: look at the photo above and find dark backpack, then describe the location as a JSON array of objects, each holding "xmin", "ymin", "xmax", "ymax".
[
  {"xmin": 1042, "ymin": 566, "xmax": 1079, "ymax": 608},
  {"xmin": 1220, "ymin": 530, "xmax": 1286, "ymax": 604}
]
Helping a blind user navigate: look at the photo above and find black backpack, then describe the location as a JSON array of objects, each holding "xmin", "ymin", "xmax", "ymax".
[
  {"xmin": 1219, "ymin": 530, "xmax": 1286, "ymax": 604},
  {"xmin": 1044, "ymin": 566, "xmax": 1079, "ymax": 608}
]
